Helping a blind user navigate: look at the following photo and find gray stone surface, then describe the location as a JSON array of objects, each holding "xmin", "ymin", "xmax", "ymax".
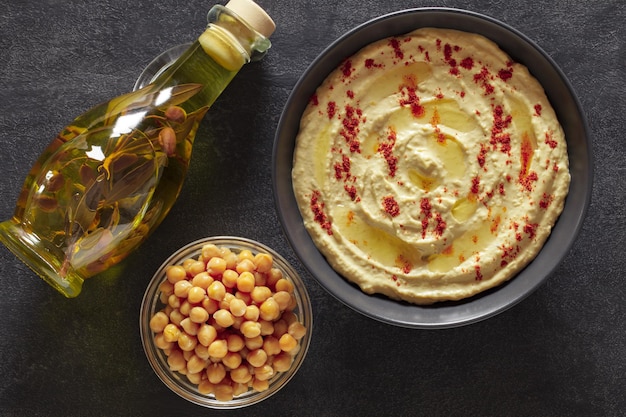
[{"xmin": 0, "ymin": 0, "xmax": 623, "ymax": 416}]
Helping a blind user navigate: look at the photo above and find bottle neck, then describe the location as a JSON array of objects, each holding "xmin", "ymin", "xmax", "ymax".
[{"xmin": 146, "ymin": 5, "xmax": 272, "ymax": 114}]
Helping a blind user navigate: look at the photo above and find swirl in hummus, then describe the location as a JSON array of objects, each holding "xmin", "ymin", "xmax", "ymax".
[{"xmin": 292, "ymin": 28, "xmax": 570, "ymax": 304}]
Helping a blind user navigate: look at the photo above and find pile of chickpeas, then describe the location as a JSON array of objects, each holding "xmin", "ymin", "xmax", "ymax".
[{"xmin": 148, "ymin": 243, "xmax": 307, "ymax": 401}]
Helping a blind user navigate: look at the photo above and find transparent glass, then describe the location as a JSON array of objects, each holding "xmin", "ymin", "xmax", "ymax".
[
  {"xmin": 0, "ymin": 5, "xmax": 271, "ymax": 297},
  {"xmin": 140, "ymin": 236, "xmax": 313, "ymax": 408}
]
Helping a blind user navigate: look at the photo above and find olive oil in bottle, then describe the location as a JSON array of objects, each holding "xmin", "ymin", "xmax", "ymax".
[{"xmin": 0, "ymin": 0, "xmax": 275, "ymax": 297}]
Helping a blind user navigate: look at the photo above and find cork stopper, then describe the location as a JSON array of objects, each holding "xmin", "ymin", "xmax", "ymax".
[{"xmin": 225, "ymin": 0, "xmax": 276, "ymax": 39}]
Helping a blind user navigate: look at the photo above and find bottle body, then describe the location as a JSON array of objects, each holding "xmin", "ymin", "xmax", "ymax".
[{"xmin": 0, "ymin": 3, "xmax": 273, "ymax": 297}]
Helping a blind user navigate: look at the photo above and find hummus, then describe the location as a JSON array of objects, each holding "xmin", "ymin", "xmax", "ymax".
[{"xmin": 292, "ymin": 28, "xmax": 570, "ymax": 304}]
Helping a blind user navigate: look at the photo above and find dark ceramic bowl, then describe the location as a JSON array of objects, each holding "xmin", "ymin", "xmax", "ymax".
[{"xmin": 272, "ymin": 8, "xmax": 592, "ymax": 329}]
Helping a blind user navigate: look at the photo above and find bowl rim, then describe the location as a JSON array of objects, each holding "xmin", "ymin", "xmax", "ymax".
[
  {"xmin": 139, "ymin": 235, "xmax": 314, "ymax": 408},
  {"xmin": 271, "ymin": 7, "xmax": 593, "ymax": 329}
]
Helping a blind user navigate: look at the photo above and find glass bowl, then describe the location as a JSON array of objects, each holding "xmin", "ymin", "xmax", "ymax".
[{"xmin": 140, "ymin": 236, "xmax": 313, "ymax": 408}]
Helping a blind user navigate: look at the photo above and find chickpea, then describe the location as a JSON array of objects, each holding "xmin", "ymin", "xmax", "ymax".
[
  {"xmin": 213, "ymin": 309, "xmax": 235, "ymax": 328},
  {"xmin": 279, "ymin": 333, "xmax": 298, "ymax": 352},
  {"xmin": 232, "ymin": 382, "xmax": 248, "ymax": 397},
  {"xmin": 166, "ymin": 265, "xmax": 187, "ymax": 284},
  {"xmin": 207, "ymin": 362, "xmax": 227, "ymax": 384},
  {"xmin": 254, "ymin": 272, "xmax": 267, "ymax": 287},
  {"xmin": 272, "ymin": 352, "xmax": 293, "ymax": 373},
  {"xmin": 273, "ymin": 291, "xmax": 292, "ymax": 311},
  {"xmin": 179, "ymin": 300, "xmax": 192, "ymax": 317},
  {"xmin": 202, "ymin": 297, "xmax": 220, "ymax": 315},
  {"xmin": 275, "ymin": 278, "xmax": 294, "ymax": 293},
  {"xmin": 230, "ymin": 364, "xmax": 252, "ymax": 384},
  {"xmin": 154, "ymin": 333, "xmax": 174, "ymax": 350},
  {"xmin": 198, "ymin": 379, "xmax": 215, "ymax": 395},
  {"xmin": 178, "ymin": 333, "xmax": 198, "ymax": 352},
  {"xmin": 167, "ymin": 349, "xmax": 186, "ymax": 372},
  {"xmin": 163, "ymin": 323, "xmax": 181, "ymax": 343},
  {"xmin": 159, "ymin": 280, "xmax": 175, "ymax": 297},
  {"xmin": 226, "ymin": 333, "xmax": 245, "ymax": 352},
  {"xmin": 197, "ymin": 324, "xmax": 217, "ymax": 347},
  {"xmin": 194, "ymin": 344, "xmax": 210, "ymax": 360},
  {"xmin": 219, "ymin": 292, "xmax": 235, "ymax": 310},
  {"xmin": 272, "ymin": 319, "xmax": 288, "ymax": 338},
  {"xmin": 223, "ymin": 252, "xmax": 238, "ymax": 269},
  {"xmin": 189, "ymin": 306, "xmax": 210, "ymax": 324},
  {"xmin": 236, "ymin": 271, "xmax": 255, "ymax": 293},
  {"xmin": 288, "ymin": 321, "xmax": 307, "ymax": 340},
  {"xmin": 229, "ymin": 298, "xmax": 247, "ymax": 317},
  {"xmin": 214, "ymin": 383, "xmax": 234, "ymax": 402},
  {"xmin": 187, "ymin": 354, "xmax": 207, "ymax": 374},
  {"xmin": 208, "ymin": 339, "xmax": 228, "ymax": 359},
  {"xmin": 180, "ymin": 317, "xmax": 199, "ymax": 336},
  {"xmin": 186, "ymin": 371, "xmax": 203, "ymax": 385},
  {"xmin": 191, "ymin": 271, "xmax": 213, "ymax": 289},
  {"xmin": 222, "ymin": 351, "xmax": 243, "ymax": 369},
  {"xmin": 207, "ymin": 281, "xmax": 226, "ymax": 301},
  {"xmin": 244, "ymin": 305, "xmax": 260, "ymax": 322},
  {"xmin": 246, "ymin": 348, "xmax": 268, "ymax": 368},
  {"xmin": 252, "ymin": 377, "xmax": 269, "ymax": 392},
  {"xmin": 254, "ymin": 364, "xmax": 274, "ymax": 381},
  {"xmin": 237, "ymin": 249, "xmax": 254, "ymax": 262},
  {"xmin": 259, "ymin": 297, "xmax": 280, "ymax": 321},
  {"xmin": 149, "ymin": 311, "xmax": 169, "ymax": 333},
  {"xmin": 201, "ymin": 244, "xmax": 221, "ymax": 260},
  {"xmin": 267, "ymin": 268, "xmax": 283, "ymax": 287},
  {"xmin": 251, "ymin": 286, "xmax": 272, "ymax": 304},
  {"xmin": 234, "ymin": 291, "xmax": 252, "ymax": 305},
  {"xmin": 245, "ymin": 335, "xmax": 264, "ymax": 351},
  {"xmin": 262, "ymin": 336, "xmax": 281, "ymax": 357},
  {"xmin": 182, "ymin": 258, "xmax": 196, "ymax": 272},
  {"xmin": 259, "ymin": 320, "xmax": 274, "ymax": 336},
  {"xmin": 174, "ymin": 280, "xmax": 193, "ymax": 298},
  {"xmin": 187, "ymin": 286, "xmax": 206, "ymax": 304},
  {"xmin": 240, "ymin": 321, "xmax": 261, "ymax": 339},
  {"xmin": 236, "ymin": 258, "xmax": 256, "ymax": 274},
  {"xmin": 207, "ymin": 257, "xmax": 227, "ymax": 276},
  {"xmin": 167, "ymin": 294, "xmax": 181, "ymax": 309},
  {"xmin": 187, "ymin": 260, "xmax": 206, "ymax": 277},
  {"xmin": 221, "ymin": 269, "xmax": 239, "ymax": 288},
  {"xmin": 253, "ymin": 253, "xmax": 273, "ymax": 273}
]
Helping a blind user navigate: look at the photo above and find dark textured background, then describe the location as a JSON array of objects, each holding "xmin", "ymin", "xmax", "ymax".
[{"xmin": 0, "ymin": 0, "xmax": 623, "ymax": 416}]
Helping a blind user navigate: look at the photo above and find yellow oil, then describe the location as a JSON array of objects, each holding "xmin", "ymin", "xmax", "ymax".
[{"xmin": 0, "ymin": 29, "xmax": 245, "ymax": 296}]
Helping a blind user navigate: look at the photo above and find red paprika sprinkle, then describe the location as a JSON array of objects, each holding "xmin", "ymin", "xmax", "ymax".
[
  {"xmin": 341, "ymin": 59, "xmax": 353, "ymax": 79},
  {"xmin": 345, "ymin": 185, "xmax": 358, "ymax": 201},
  {"xmin": 498, "ymin": 67, "xmax": 513, "ymax": 81},
  {"xmin": 545, "ymin": 131, "xmax": 558, "ymax": 149},
  {"xmin": 378, "ymin": 128, "xmax": 398, "ymax": 178},
  {"xmin": 346, "ymin": 90, "xmax": 355, "ymax": 99},
  {"xmin": 310, "ymin": 190, "xmax": 333, "ymax": 235},
  {"xmin": 340, "ymin": 105, "xmax": 362, "ymax": 153},
  {"xmin": 474, "ymin": 265, "xmax": 483, "ymax": 281},
  {"xmin": 383, "ymin": 196, "xmax": 400, "ymax": 217},
  {"xmin": 389, "ymin": 38, "xmax": 404, "ymax": 60},
  {"xmin": 471, "ymin": 176, "xmax": 481, "ymax": 195},
  {"xmin": 327, "ymin": 101, "xmax": 336, "ymax": 119},
  {"xmin": 460, "ymin": 57, "xmax": 474, "ymax": 70},
  {"xmin": 310, "ymin": 94, "xmax": 319, "ymax": 106},
  {"xmin": 477, "ymin": 143, "xmax": 488, "ymax": 168},
  {"xmin": 490, "ymin": 105, "xmax": 513, "ymax": 154},
  {"xmin": 539, "ymin": 193, "xmax": 554, "ymax": 209},
  {"xmin": 473, "ymin": 66, "xmax": 495, "ymax": 95},
  {"xmin": 534, "ymin": 104, "xmax": 542, "ymax": 116},
  {"xmin": 399, "ymin": 77, "xmax": 425, "ymax": 118},
  {"xmin": 523, "ymin": 222, "xmax": 538, "ymax": 240}
]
